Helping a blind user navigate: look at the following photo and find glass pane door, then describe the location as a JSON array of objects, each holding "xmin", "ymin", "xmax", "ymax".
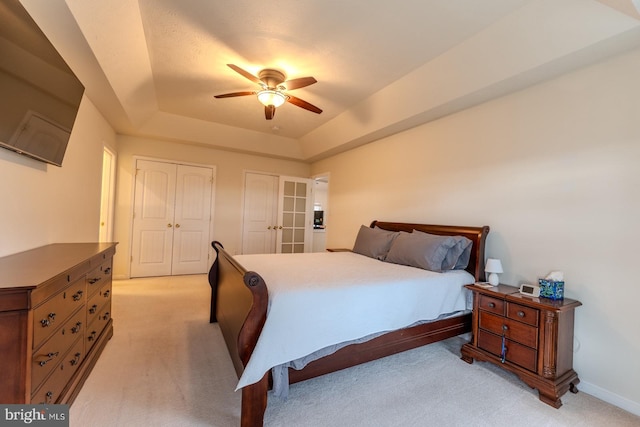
[{"xmin": 277, "ymin": 176, "xmax": 313, "ymax": 253}]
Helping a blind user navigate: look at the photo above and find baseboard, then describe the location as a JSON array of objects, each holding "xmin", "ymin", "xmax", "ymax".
[{"xmin": 579, "ymin": 380, "xmax": 640, "ymax": 417}]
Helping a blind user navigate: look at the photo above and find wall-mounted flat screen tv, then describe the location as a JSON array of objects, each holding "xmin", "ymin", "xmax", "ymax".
[{"xmin": 0, "ymin": 0, "xmax": 84, "ymax": 167}]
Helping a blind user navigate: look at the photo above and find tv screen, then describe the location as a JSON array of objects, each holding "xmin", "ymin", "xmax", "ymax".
[{"xmin": 0, "ymin": 0, "xmax": 84, "ymax": 167}]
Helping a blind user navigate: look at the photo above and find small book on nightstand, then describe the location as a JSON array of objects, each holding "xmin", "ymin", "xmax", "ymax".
[{"xmin": 474, "ymin": 282, "xmax": 495, "ymax": 289}]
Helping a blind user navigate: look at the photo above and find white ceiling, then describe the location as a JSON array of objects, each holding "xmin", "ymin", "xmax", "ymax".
[{"xmin": 19, "ymin": 0, "xmax": 640, "ymax": 162}]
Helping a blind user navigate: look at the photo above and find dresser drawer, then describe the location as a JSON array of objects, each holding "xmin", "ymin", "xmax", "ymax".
[
  {"xmin": 89, "ymin": 246, "xmax": 116, "ymax": 269},
  {"xmin": 479, "ymin": 294, "xmax": 505, "ymax": 315},
  {"xmin": 86, "ymin": 301, "xmax": 112, "ymax": 354},
  {"xmin": 479, "ymin": 311, "xmax": 538, "ymax": 349},
  {"xmin": 87, "ymin": 280, "xmax": 111, "ymax": 324},
  {"xmin": 507, "ymin": 302, "xmax": 539, "ymax": 327},
  {"xmin": 33, "ymin": 279, "xmax": 86, "ymax": 348},
  {"xmin": 30, "ymin": 261, "xmax": 90, "ymax": 308},
  {"xmin": 477, "ymin": 329, "xmax": 538, "ymax": 372},
  {"xmin": 31, "ymin": 308, "xmax": 85, "ymax": 390},
  {"xmin": 31, "ymin": 337, "xmax": 84, "ymax": 404},
  {"xmin": 86, "ymin": 259, "xmax": 113, "ymax": 296}
]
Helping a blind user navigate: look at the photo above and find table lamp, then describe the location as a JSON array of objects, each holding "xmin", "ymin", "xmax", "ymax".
[{"xmin": 485, "ymin": 258, "xmax": 503, "ymax": 286}]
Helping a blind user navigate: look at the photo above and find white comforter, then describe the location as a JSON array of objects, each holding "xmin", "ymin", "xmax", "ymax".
[{"xmin": 234, "ymin": 251, "xmax": 474, "ymax": 390}]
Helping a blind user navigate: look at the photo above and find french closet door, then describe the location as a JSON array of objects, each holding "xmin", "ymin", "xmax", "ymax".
[
  {"xmin": 131, "ymin": 159, "xmax": 214, "ymax": 277},
  {"xmin": 241, "ymin": 173, "xmax": 313, "ymax": 254},
  {"xmin": 276, "ymin": 176, "xmax": 313, "ymax": 253}
]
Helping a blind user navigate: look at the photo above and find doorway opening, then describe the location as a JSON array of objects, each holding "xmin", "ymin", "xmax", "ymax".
[
  {"xmin": 312, "ymin": 173, "xmax": 329, "ymax": 252},
  {"xmin": 99, "ymin": 147, "xmax": 116, "ymax": 242}
]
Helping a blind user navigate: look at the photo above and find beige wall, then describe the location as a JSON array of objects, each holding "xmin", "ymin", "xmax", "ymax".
[
  {"xmin": 2, "ymin": 38, "xmax": 637, "ymax": 415},
  {"xmin": 312, "ymin": 47, "xmax": 640, "ymax": 412},
  {"xmin": 0, "ymin": 95, "xmax": 116, "ymax": 257},
  {"xmin": 112, "ymin": 135, "xmax": 311, "ymax": 277}
]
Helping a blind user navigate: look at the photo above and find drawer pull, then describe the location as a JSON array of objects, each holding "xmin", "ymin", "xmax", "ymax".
[
  {"xmin": 38, "ymin": 351, "xmax": 60, "ymax": 367},
  {"xmin": 88, "ymin": 277, "xmax": 102, "ymax": 285},
  {"xmin": 502, "ymin": 325, "xmax": 508, "ymax": 331},
  {"xmin": 488, "ymin": 302, "xmax": 495, "ymax": 308},
  {"xmin": 69, "ymin": 352, "xmax": 81, "ymax": 366},
  {"xmin": 517, "ymin": 311, "xmax": 525, "ymax": 318},
  {"xmin": 89, "ymin": 304, "xmax": 98, "ymax": 314},
  {"xmin": 104, "ymin": 267, "xmax": 112, "ymax": 275},
  {"xmin": 45, "ymin": 391, "xmax": 53, "ymax": 404},
  {"xmin": 71, "ymin": 321, "xmax": 82, "ymax": 334},
  {"xmin": 101, "ymin": 312, "xmax": 111, "ymax": 321},
  {"xmin": 72, "ymin": 290, "xmax": 84, "ymax": 301},
  {"xmin": 40, "ymin": 313, "xmax": 56, "ymax": 328},
  {"xmin": 87, "ymin": 331, "xmax": 97, "ymax": 342},
  {"xmin": 103, "ymin": 290, "xmax": 110, "ymax": 298}
]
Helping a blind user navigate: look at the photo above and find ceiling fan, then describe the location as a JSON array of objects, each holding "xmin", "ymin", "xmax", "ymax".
[{"xmin": 214, "ymin": 64, "xmax": 322, "ymax": 120}]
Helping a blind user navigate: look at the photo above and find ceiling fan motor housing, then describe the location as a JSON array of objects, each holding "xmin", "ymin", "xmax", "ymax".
[{"xmin": 258, "ymin": 69, "xmax": 286, "ymax": 89}]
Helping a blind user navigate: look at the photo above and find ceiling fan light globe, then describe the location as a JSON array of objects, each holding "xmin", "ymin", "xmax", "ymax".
[{"xmin": 257, "ymin": 90, "xmax": 286, "ymax": 108}]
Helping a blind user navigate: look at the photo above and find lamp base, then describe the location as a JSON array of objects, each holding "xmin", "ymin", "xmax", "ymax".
[{"xmin": 488, "ymin": 273, "xmax": 500, "ymax": 286}]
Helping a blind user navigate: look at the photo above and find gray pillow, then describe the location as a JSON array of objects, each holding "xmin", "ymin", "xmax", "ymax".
[
  {"xmin": 451, "ymin": 235, "xmax": 473, "ymax": 270},
  {"xmin": 385, "ymin": 231, "xmax": 457, "ymax": 272},
  {"xmin": 413, "ymin": 231, "xmax": 472, "ymax": 270},
  {"xmin": 352, "ymin": 225, "xmax": 398, "ymax": 260}
]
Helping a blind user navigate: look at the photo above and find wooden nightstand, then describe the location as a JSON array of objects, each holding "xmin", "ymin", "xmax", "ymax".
[{"xmin": 461, "ymin": 283, "xmax": 582, "ymax": 408}]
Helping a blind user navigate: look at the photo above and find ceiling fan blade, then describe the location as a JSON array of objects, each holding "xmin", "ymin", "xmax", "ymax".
[
  {"xmin": 265, "ymin": 105, "xmax": 276, "ymax": 120},
  {"xmin": 283, "ymin": 76, "xmax": 317, "ymax": 91},
  {"xmin": 287, "ymin": 95, "xmax": 322, "ymax": 114},
  {"xmin": 214, "ymin": 91, "xmax": 255, "ymax": 98},
  {"xmin": 227, "ymin": 64, "xmax": 262, "ymax": 85}
]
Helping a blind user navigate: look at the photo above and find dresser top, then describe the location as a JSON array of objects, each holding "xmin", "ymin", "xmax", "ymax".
[{"xmin": 0, "ymin": 243, "xmax": 117, "ymax": 290}]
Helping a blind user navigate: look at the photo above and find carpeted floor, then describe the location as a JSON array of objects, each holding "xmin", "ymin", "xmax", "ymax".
[{"xmin": 70, "ymin": 275, "xmax": 640, "ymax": 426}]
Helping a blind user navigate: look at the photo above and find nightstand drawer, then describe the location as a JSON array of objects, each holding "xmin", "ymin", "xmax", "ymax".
[
  {"xmin": 507, "ymin": 303, "xmax": 538, "ymax": 327},
  {"xmin": 479, "ymin": 311, "xmax": 538, "ymax": 349},
  {"xmin": 479, "ymin": 294, "xmax": 505, "ymax": 315},
  {"xmin": 478, "ymin": 330, "xmax": 537, "ymax": 372}
]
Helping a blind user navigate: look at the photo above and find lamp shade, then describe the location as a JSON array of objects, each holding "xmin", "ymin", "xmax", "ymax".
[
  {"xmin": 257, "ymin": 90, "xmax": 286, "ymax": 107},
  {"xmin": 485, "ymin": 258, "xmax": 503, "ymax": 286},
  {"xmin": 485, "ymin": 258, "xmax": 503, "ymax": 273}
]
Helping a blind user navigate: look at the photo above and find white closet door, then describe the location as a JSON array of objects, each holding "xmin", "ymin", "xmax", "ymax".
[
  {"xmin": 131, "ymin": 160, "xmax": 177, "ymax": 277},
  {"xmin": 131, "ymin": 160, "xmax": 214, "ymax": 277},
  {"xmin": 276, "ymin": 176, "xmax": 313, "ymax": 253},
  {"xmin": 171, "ymin": 165, "xmax": 213, "ymax": 275},
  {"xmin": 241, "ymin": 172, "xmax": 278, "ymax": 254}
]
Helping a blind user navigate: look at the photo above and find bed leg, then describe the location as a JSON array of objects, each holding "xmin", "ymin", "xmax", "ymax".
[
  {"xmin": 208, "ymin": 248, "xmax": 219, "ymax": 323},
  {"xmin": 241, "ymin": 374, "xmax": 268, "ymax": 427},
  {"xmin": 209, "ymin": 290, "xmax": 217, "ymax": 323}
]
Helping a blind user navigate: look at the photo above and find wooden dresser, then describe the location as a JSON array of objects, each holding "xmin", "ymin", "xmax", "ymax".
[
  {"xmin": 461, "ymin": 284, "xmax": 581, "ymax": 408},
  {"xmin": 0, "ymin": 243, "xmax": 116, "ymax": 404}
]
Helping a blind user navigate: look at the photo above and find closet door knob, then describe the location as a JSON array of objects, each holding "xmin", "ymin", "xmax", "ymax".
[
  {"xmin": 175, "ymin": 224, "xmax": 181, "ymax": 228},
  {"xmin": 167, "ymin": 223, "xmax": 173, "ymax": 228}
]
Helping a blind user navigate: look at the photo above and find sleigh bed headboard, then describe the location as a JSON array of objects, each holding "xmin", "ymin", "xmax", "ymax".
[{"xmin": 370, "ymin": 220, "xmax": 490, "ymax": 282}]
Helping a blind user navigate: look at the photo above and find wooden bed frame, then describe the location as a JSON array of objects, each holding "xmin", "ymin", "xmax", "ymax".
[{"xmin": 209, "ymin": 220, "xmax": 489, "ymax": 427}]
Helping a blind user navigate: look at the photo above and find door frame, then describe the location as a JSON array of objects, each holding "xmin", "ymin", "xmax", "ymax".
[
  {"xmin": 99, "ymin": 146, "xmax": 117, "ymax": 242},
  {"xmin": 128, "ymin": 156, "xmax": 217, "ymax": 278}
]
